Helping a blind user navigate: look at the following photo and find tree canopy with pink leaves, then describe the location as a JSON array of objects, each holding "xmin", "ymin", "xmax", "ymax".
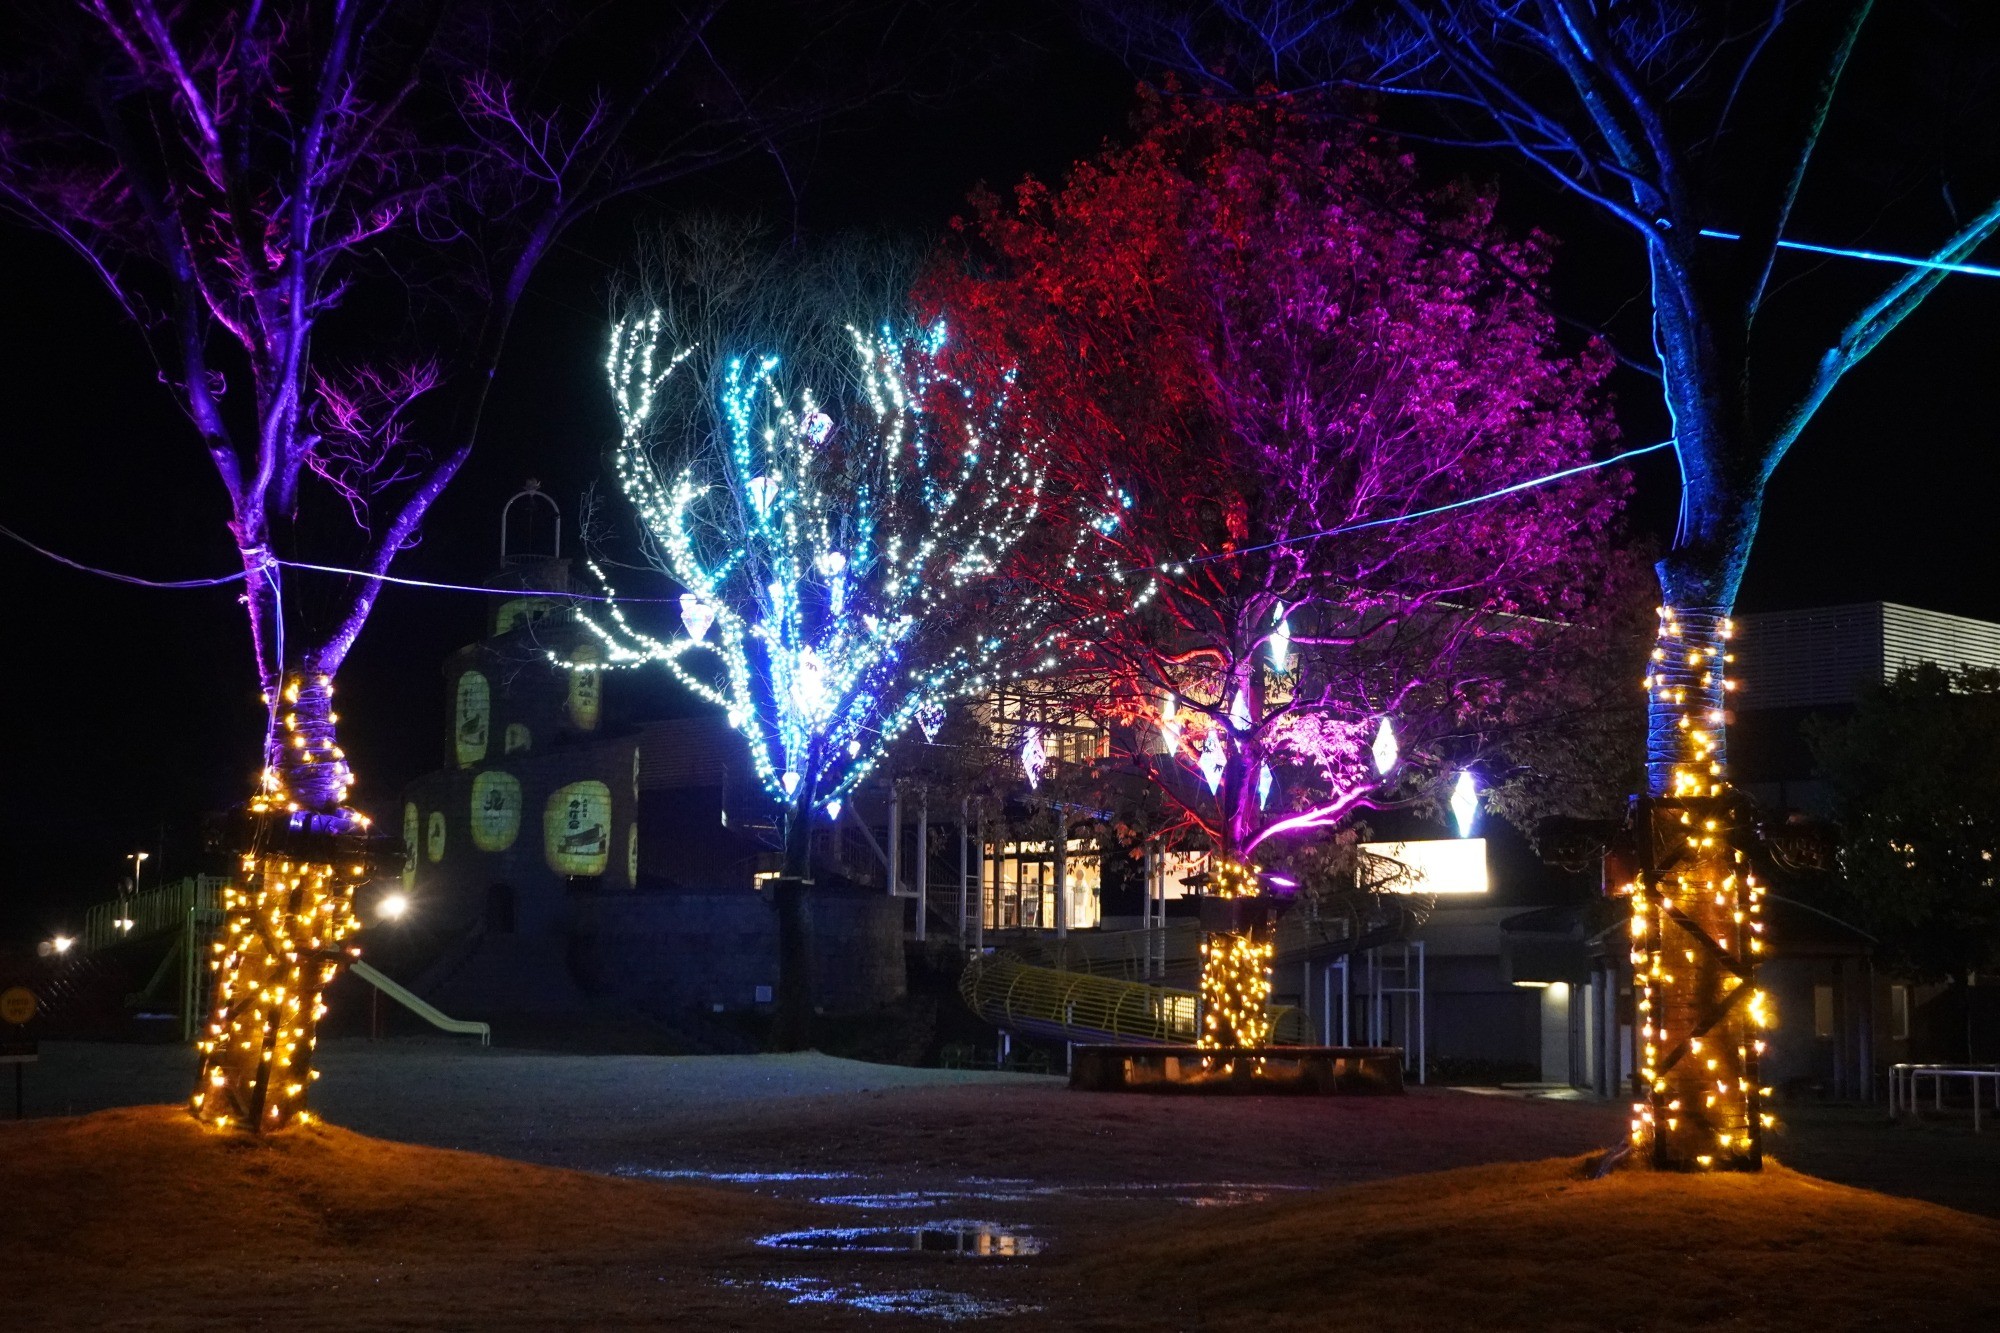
[{"xmin": 924, "ymin": 92, "xmax": 1644, "ymax": 867}]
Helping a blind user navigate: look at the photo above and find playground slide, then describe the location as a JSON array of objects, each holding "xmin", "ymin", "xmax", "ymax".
[{"xmin": 348, "ymin": 961, "xmax": 492, "ymax": 1045}]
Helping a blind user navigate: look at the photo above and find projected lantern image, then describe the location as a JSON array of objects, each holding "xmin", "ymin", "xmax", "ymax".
[
  {"xmin": 470, "ymin": 771, "xmax": 523, "ymax": 851},
  {"xmin": 402, "ymin": 802, "xmax": 420, "ymax": 888},
  {"xmin": 544, "ymin": 781, "xmax": 612, "ymax": 876},
  {"xmin": 567, "ymin": 644, "xmax": 603, "ymax": 730},
  {"xmin": 426, "ymin": 811, "xmax": 447, "ymax": 863},
  {"xmin": 454, "ymin": 671, "xmax": 491, "ymax": 767}
]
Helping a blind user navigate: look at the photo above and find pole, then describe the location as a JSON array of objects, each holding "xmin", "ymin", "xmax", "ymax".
[
  {"xmin": 958, "ymin": 798, "xmax": 970, "ymax": 946},
  {"xmin": 915, "ymin": 791, "xmax": 929, "ymax": 943},
  {"xmin": 973, "ymin": 815, "xmax": 986, "ymax": 953},
  {"xmin": 887, "ymin": 785, "xmax": 902, "ymax": 898},
  {"xmin": 1054, "ymin": 808, "xmax": 1069, "ymax": 941}
]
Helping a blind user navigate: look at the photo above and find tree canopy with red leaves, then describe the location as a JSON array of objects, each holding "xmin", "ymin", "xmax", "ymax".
[{"xmin": 924, "ymin": 92, "xmax": 1642, "ymax": 866}]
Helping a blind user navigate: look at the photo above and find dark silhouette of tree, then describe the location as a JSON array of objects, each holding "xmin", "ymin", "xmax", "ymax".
[{"xmin": 1809, "ymin": 664, "xmax": 2000, "ymax": 1058}]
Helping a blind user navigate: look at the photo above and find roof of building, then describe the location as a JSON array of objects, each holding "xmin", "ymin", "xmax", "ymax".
[{"xmin": 1735, "ymin": 602, "xmax": 2000, "ymax": 711}]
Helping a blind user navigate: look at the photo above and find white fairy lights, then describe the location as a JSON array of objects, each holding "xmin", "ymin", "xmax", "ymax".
[{"xmin": 579, "ymin": 310, "xmax": 1048, "ymax": 821}]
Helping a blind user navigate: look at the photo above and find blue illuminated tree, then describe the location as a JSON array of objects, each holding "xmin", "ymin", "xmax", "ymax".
[{"xmin": 588, "ymin": 308, "xmax": 1047, "ymax": 1045}]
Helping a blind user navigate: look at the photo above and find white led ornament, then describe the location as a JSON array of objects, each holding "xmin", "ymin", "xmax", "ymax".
[
  {"xmin": 824, "ymin": 799, "xmax": 842, "ymax": 822},
  {"xmin": 1200, "ymin": 727, "xmax": 1227, "ymax": 794},
  {"xmin": 1230, "ymin": 689, "xmax": 1253, "ymax": 733},
  {"xmin": 678, "ymin": 595, "xmax": 715, "ymax": 644},
  {"xmin": 1270, "ymin": 607, "xmax": 1291, "ymax": 672},
  {"xmin": 1450, "ymin": 770, "xmax": 1479, "ymax": 838},
  {"xmin": 781, "ymin": 772, "xmax": 802, "ymax": 798},
  {"xmin": 747, "ymin": 475, "xmax": 780, "ymax": 511},
  {"xmin": 815, "ymin": 551, "xmax": 847, "ymax": 578},
  {"xmin": 1020, "ymin": 726, "xmax": 1047, "ymax": 790},
  {"xmin": 917, "ymin": 700, "xmax": 945, "ymax": 743},
  {"xmin": 1258, "ymin": 762, "xmax": 1275, "ymax": 809},
  {"xmin": 1161, "ymin": 696, "xmax": 1181, "ymax": 755},
  {"xmin": 1372, "ymin": 717, "xmax": 1399, "ymax": 776},
  {"xmin": 803, "ymin": 410, "xmax": 833, "ymax": 446}
]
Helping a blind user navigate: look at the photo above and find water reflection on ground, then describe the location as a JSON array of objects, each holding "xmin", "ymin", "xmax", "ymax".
[
  {"xmin": 756, "ymin": 1219, "xmax": 1044, "ymax": 1257},
  {"xmin": 723, "ymin": 1275, "xmax": 1045, "ymax": 1321}
]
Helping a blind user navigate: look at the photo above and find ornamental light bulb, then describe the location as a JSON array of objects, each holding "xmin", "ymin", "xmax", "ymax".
[{"xmin": 1371, "ymin": 717, "xmax": 1399, "ymax": 776}]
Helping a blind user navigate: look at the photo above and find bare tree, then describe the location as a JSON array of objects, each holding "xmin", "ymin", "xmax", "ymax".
[{"xmin": 0, "ymin": 0, "xmax": 947, "ymax": 1132}]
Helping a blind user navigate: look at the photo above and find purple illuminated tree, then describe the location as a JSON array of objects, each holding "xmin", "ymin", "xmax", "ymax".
[
  {"xmin": 0, "ymin": 0, "xmax": 939, "ymax": 1132},
  {"xmin": 1087, "ymin": 0, "xmax": 2000, "ymax": 1165},
  {"xmin": 925, "ymin": 95, "xmax": 1637, "ymax": 1045}
]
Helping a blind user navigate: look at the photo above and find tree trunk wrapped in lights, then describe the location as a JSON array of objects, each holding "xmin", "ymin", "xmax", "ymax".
[
  {"xmin": 1195, "ymin": 860, "xmax": 1277, "ymax": 1051},
  {"xmin": 192, "ymin": 671, "xmax": 369, "ymax": 1134},
  {"xmin": 1623, "ymin": 609, "xmax": 1772, "ymax": 1169}
]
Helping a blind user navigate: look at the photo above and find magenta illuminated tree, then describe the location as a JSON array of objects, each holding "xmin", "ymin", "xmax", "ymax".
[
  {"xmin": 925, "ymin": 95, "xmax": 1636, "ymax": 1047},
  {"xmin": 0, "ymin": 1, "xmax": 929, "ymax": 1132}
]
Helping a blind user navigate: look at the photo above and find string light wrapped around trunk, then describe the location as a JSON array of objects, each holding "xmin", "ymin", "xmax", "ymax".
[
  {"xmin": 190, "ymin": 671, "xmax": 381, "ymax": 1134},
  {"xmin": 1195, "ymin": 858, "xmax": 1279, "ymax": 1051},
  {"xmin": 1623, "ymin": 608, "xmax": 1772, "ymax": 1170}
]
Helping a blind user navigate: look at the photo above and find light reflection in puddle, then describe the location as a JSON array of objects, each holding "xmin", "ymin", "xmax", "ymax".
[
  {"xmin": 812, "ymin": 1180, "xmax": 1311, "ymax": 1210},
  {"xmin": 617, "ymin": 1167, "xmax": 859, "ymax": 1184},
  {"xmin": 756, "ymin": 1220, "xmax": 1044, "ymax": 1257},
  {"xmin": 726, "ymin": 1276, "xmax": 1043, "ymax": 1321}
]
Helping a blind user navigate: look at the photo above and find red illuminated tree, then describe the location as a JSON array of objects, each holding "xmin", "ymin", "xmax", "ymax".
[{"xmin": 924, "ymin": 95, "xmax": 1641, "ymax": 1042}]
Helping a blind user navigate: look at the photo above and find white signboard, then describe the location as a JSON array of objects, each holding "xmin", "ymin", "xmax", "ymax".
[{"xmin": 1359, "ymin": 838, "xmax": 1488, "ymax": 895}]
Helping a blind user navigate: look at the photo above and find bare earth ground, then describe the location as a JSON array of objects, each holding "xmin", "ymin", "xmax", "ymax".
[{"xmin": 5, "ymin": 1041, "xmax": 1998, "ymax": 1330}]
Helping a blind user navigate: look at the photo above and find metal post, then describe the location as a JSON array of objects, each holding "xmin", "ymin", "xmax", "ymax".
[
  {"xmin": 1054, "ymin": 808, "xmax": 1069, "ymax": 940},
  {"xmin": 887, "ymin": 785, "xmax": 901, "ymax": 898},
  {"xmin": 915, "ymin": 791, "xmax": 929, "ymax": 943},
  {"xmin": 974, "ymin": 816, "xmax": 986, "ymax": 952},
  {"xmin": 958, "ymin": 799, "xmax": 971, "ymax": 946}
]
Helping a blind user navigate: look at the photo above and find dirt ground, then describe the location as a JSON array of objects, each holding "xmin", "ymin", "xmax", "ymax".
[{"xmin": 7, "ymin": 1043, "xmax": 1998, "ymax": 1329}]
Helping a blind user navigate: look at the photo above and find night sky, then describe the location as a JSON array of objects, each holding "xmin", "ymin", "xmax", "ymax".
[{"xmin": 3, "ymin": 5, "xmax": 1996, "ymax": 942}]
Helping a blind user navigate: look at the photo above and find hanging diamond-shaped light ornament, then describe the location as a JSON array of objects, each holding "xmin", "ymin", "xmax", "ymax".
[
  {"xmin": 678, "ymin": 594, "xmax": 716, "ymax": 644},
  {"xmin": 781, "ymin": 771, "xmax": 802, "ymax": 797},
  {"xmin": 1199, "ymin": 727, "xmax": 1227, "ymax": 794},
  {"xmin": 802, "ymin": 409, "xmax": 834, "ymax": 446},
  {"xmin": 1372, "ymin": 717, "xmax": 1399, "ymax": 777},
  {"xmin": 1270, "ymin": 607, "xmax": 1291, "ymax": 672},
  {"xmin": 1020, "ymin": 726, "xmax": 1047, "ymax": 790},
  {"xmin": 1230, "ymin": 689, "xmax": 1253, "ymax": 733},
  {"xmin": 824, "ymin": 798, "xmax": 843, "ymax": 822},
  {"xmin": 917, "ymin": 700, "xmax": 945, "ymax": 743},
  {"xmin": 815, "ymin": 550, "xmax": 847, "ymax": 578},
  {"xmin": 746, "ymin": 475, "xmax": 780, "ymax": 511},
  {"xmin": 1257, "ymin": 762, "xmax": 1275, "ymax": 809},
  {"xmin": 1160, "ymin": 696, "xmax": 1181, "ymax": 756},
  {"xmin": 1450, "ymin": 769, "xmax": 1480, "ymax": 838}
]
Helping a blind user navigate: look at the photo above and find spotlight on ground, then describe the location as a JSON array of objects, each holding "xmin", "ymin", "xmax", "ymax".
[{"xmin": 378, "ymin": 893, "xmax": 410, "ymax": 922}]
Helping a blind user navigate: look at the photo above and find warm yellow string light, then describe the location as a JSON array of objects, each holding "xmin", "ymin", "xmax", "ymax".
[{"xmin": 191, "ymin": 673, "xmax": 368, "ymax": 1134}]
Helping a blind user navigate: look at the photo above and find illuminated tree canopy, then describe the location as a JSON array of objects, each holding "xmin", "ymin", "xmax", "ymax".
[{"xmin": 925, "ymin": 93, "xmax": 1640, "ymax": 869}]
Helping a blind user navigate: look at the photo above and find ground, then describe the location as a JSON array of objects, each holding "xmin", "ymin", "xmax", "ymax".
[{"xmin": 4, "ymin": 1041, "xmax": 1997, "ymax": 1329}]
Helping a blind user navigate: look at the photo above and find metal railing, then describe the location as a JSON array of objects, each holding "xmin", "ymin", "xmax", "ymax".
[
  {"xmin": 82, "ymin": 876, "xmax": 226, "ymax": 953},
  {"xmin": 960, "ymin": 951, "xmax": 1309, "ymax": 1046}
]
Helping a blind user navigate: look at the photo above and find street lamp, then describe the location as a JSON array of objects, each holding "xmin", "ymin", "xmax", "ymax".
[{"xmin": 118, "ymin": 850, "xmax": 149, "ymax": 932}]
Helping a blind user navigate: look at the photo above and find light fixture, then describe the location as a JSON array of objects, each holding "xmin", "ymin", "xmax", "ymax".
[
  {"xmin": 378, "ymin": 893, "xmax": 409, "ymax": 922},
  {"xmin": 1020, "ymin": 726, "xmax": 1047, "ymax": 790},
  {"xmin": 1199, "ymin": 728, "xmax": 1227, "ymax": 794},
  {"xmin": 1450, "ymin": 769, "xmax": 1479, "ymax": 837},
  {"xmin": 1371, "ymin": 717, "xmax": 1399, "ymax": 776},
  {"xmin": 678, "ymin": 594, "xmax": 715, "ymax": 643},
  {"xmin": 1269, "ymin": 606, "xmax": 1291, "ymax": 672}
]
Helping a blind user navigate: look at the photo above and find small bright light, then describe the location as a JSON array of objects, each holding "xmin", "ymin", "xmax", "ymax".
[
  {"xmin": 1199, "ymin": 728, "xmax": 1226, "ymax": 793},
  {"xmin": 1257, "ymin": 762, "xmax": 1275, "ymax": 808},
  {"xmin": 1450, "ymin": 769, "xmax": 1479, "ymax": 837},
  {"xmin": 678, "ymin": 594, "xmax": 715, "ymax": 644},
  {"xmin": 51, "ymin": 935, "xmax": 74, "ymax": 954},
  {"xmin": 1020, "ymin": 726, "xmax": 1047, "ymax": 790},
  {"xmin": 824, "ymin": 799, "xmax": 843, "ymax": 822},
  {"xmin": 379, "ymin": 893, "xmax": 409, "ymax": 921},
  {"xmin": 115, "ymin": 917, "xmax": 135, "ymax": 933},
  {"xmin": 1269, "ymin": 609, "xmax": 1291, "ymax": 672},
  {"xmin": 1372, "ymin": 717, "xmax": 1399, "ymax": 776}
]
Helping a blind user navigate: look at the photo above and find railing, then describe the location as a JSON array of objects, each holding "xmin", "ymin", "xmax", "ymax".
[
  {"xmin": 82, "ymin": 876, "xmax": 226, "ymax": 953},
  {"xmin": 960, "ymin": 951, "xmax": 1309, "ymax": 1046}
]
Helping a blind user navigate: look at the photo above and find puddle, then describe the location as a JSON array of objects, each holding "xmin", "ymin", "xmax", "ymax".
[
  {"xmin": 618, "ymin": 1168, "xmax": 859, "ymax": 1184},
  {"xmin": 756, "ymin": 1220, "xmax": 1044, "ymax": 1257},
  {"xmin": 811, "ymin": 1180, "xmax": 1309, "ymax": 1210},
  {"xmin": 728, "ymin": 1276, "xmax": 1042, "ymax": 1321}
]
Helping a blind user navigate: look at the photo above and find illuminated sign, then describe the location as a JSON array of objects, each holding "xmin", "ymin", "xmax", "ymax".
[{"xmin": 1359, "ymin": 838, "xmax": 1488, "ymax": 895}]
